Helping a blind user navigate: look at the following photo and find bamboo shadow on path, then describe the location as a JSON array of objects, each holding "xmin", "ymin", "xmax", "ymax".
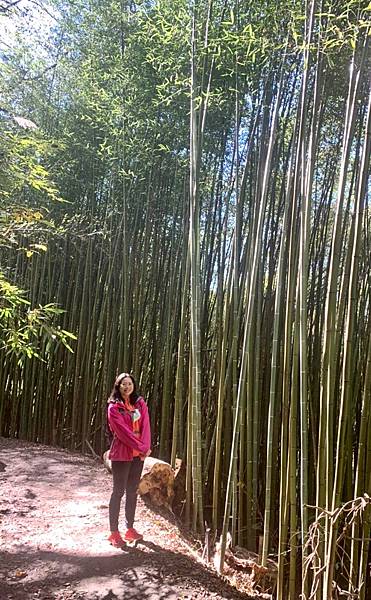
[{"xmin": 0, "ymin": 543, "xmax": 258, "ymax": 600}]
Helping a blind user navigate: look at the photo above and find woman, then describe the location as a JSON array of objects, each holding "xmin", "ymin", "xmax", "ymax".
[{"xmin": 107, "ymin": 372, "xmax": 151, "ymax": 548}]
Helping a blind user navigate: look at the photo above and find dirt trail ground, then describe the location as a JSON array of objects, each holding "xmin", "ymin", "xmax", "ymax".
[{"xmin": 0, "ymin": 437, "xmax": 259, "ymax": 600}]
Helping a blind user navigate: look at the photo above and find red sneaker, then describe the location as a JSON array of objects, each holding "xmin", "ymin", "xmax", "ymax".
[
  {"xmin": 124, "ymin": 527, "xmax": 143, "ymax": 542},
  {"xmin": 108, "ymin": 531, "xmax": 126, "ymax": 548}
]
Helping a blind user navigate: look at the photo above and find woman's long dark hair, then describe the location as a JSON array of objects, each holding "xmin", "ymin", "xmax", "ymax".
[{"xmin": 107, "ymin": 372, "xmax": 139, "ymax": 406}]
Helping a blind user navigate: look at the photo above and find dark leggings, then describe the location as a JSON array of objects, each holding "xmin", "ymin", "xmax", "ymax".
[{"xmin": 109, "ymin": 458, "xmax": 144, "ymax": 532}]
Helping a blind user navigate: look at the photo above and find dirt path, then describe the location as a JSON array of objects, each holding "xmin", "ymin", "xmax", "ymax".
[{"xmin": 0, "ymin": 437, "xmax": 258, "ymax": 600}]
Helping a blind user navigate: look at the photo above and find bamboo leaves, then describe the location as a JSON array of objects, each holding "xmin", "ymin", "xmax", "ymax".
[{"xmin": 1, "ymin": 1, "xmax": 371, "ymax": 597}]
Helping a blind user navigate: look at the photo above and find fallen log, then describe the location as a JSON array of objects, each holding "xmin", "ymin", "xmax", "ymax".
[
  {"xmin": 102, "ymin": 451, "xmax": 184, "ymax": 511},
  {"xmin": 103, "ymin": 450, "xmax": 112, "ymax": 473},
  {"xmin": 214, "ymin": 533, "xmax": 277, "ymax": 594},
  {"xmin": 138, "ymin": 456, "xmax": 175, "ymax": 509}
]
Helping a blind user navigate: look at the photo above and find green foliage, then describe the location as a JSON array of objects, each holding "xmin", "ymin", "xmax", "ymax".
[
  {"xmin": 288, "ymin": 0, "xmax": 370, "ymax": 58},
  {"xmin": 0, "ymin": 272, "xmax": 76, "ymax": 362},
  {"xmin": 0, "ymin": 115, "xmax": 75, "ymax": 360},
  {"xmin": 1, "ymin": 1, "xmax": 371, "ymax": 594},
  {"xmin": 0, "ymin": 116, "xmax": 65, "ymax": 246},
  {"xmin": 0, "ymin": 23, "xmax": 75, "ymax": 359}
]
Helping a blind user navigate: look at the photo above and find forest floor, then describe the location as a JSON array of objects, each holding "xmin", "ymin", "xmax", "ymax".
[{"xmin": 0, "ymin": 437, "xmax": 267, "ymax": 600}]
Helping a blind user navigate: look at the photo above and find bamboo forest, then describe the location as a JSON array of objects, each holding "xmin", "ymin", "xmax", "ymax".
[{"xmin": 0, "ymin": 0, "xmax": 370, "ymax": 598}]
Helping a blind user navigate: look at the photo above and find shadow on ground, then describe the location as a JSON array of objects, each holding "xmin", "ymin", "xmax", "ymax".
[
  {"xmin": 0, "ymin": 540, "xmax": 255, "ymax": 600},
  {"xmin": 0, "ymin": 437, "xmax": 260, "ymax": 600}
]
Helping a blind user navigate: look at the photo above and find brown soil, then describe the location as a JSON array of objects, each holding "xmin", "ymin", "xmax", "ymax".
[{"xmin": 0, "ymin": 437, "xmax": 262, "ymax": 600}]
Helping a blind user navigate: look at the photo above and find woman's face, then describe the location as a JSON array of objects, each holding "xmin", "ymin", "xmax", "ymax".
[{"xmin": 119, "ymin": 376, "xmax": 134, "ymax": 399}]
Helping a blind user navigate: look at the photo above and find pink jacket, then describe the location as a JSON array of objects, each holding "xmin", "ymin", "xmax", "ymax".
[{"xmin": 108, "ymin": 396, "xmax": 151, "ymax": 462}]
